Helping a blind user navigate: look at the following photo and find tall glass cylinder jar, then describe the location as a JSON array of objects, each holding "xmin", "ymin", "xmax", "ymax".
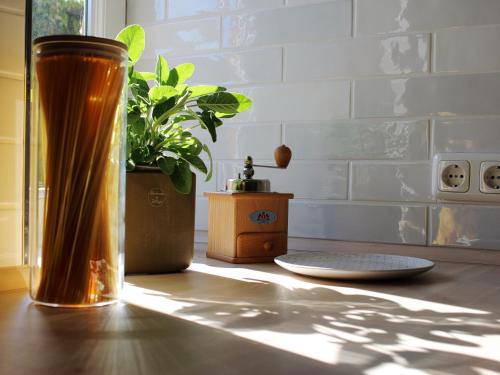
[{"xmin": 29, "ymin": 36, "xmax": 128, "ymax": 307}]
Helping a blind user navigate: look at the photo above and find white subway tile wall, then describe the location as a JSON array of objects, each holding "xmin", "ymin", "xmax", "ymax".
[
  {"xmin": 0, "ymin": 210, "xmax": 22, "ymax": 266},
  {"xmin": 232, "ymin": 81, "xmax": 351, "ymax": 122},
  {"xmin": 0, "ymin": 0, "xmax": 24, "ymax": 266},
  {"xmin": 0, "ymin": 143, "xmax": 23, "ymax": 203},
  {"xmin": 350, "ymin": 162, "xmax": 432, "ymax": 203},
  {"xmin": 433, "ymin": 118, "xmax": 500, "ymax": 154},
  {"xmin": 126, "ymin": 0, "xmax": 167, "ymax": 24},
  {"xmin": 221, "ymin": 2, "xmax": 351, "ymax": 48},
  {"xmin": 0, "ymin": 10, "xmax": 24, "ymax": 75},
  {"xmin": 430, "ymin": 205, "xmax": 500, "ymax": 250},
  {"xmin": 168, "ymin": 0, "xmax": 284, "ymax": 19},
  {"xmin": 0, "ymin": 78, "xmax": 24, "ymax": 139},
  {"xmin": 142, "ymin": 17, "xmax": 220, "ymax": 58},
  {"xmin": 434, "ymin": 26, "xmax": 500, "ymax": 73},
  {"xmin": 354, "ymin": 73, "xmax": 500, "ymax": 118},
  {"xmin": 127, "ymin": 0, "xmax": 500, "ymax": 249},
  {"xmin": 283, "ymin": 120, "xmax": 429, "ymax": 160},
  {"xmin": 169, "ymin": 48, "xmax": 283, "ymax": 85},
  {"xmin": 289, "ymin": 201, "xmax": 427, "ymax": 245},
  {"xmin": 191, "ymin": 123, "xmax": 282, "ymax": 160},
  {"xmin": 356, "ymin": 0, "xmax": 500, "ymax": 35},
  {"xmin": 285, "ymin": 34, "xmax": 430, "ymax": 79},
  {"xmin": 217, "ymin": 161, "xmax": 349, "ymax": 200}
]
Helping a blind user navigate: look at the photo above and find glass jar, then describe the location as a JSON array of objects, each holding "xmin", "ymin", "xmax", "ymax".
[{"xmin": 29, "ymin": 35, "xmax": 128, "ymax": 307}]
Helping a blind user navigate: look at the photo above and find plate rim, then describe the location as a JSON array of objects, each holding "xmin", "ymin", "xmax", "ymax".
[{"xmin": 274, "ymin": 252, "xmax": 435, "ymax": 273}]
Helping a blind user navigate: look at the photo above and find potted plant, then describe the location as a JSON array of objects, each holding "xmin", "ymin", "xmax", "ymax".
[{"xmin": 116, "ymin": 25, "xmax": 252, "ymax": 273}]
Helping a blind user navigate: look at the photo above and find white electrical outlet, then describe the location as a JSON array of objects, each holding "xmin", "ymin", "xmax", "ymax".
[
  {"xmin": 480, "ymin": 162, "xmax": 500, "ymax": 193},
  {"xmin": 438, "ymin": 160, "xmax": 470, "ymax": 192},
  {"xmin": 433, "ymin": 153, "xmax": 500, "ymax": 203}
]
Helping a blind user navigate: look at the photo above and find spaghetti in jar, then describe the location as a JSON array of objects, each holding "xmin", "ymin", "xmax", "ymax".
[{"xmin": 29, "ymin": 35, "xmax": 127, "ymax": 307}]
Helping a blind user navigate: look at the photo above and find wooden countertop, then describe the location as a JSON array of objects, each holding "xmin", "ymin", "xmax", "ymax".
[{"xmin": 1, "ymin": 248, "xmax": 500, "ymax": 374}]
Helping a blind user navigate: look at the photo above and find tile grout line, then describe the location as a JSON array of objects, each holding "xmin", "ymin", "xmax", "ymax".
[
  {"xmin": 218, "ymin": 15, "xmax": 223, "ymax": 49},
  {"xmin": 280, "ymin": 121, "xmax": 284, "ymax": 145},
  {"xmin": 0, "ymin": 71, "xmax": 24, "ymax": 81},
  {"xmin": 426, "ymin": 205, "xmax": 432, "ymax": 246},
  {"xmin": 349, "ymin": 80, "xmax": 355, "ymax": 119},
  {"xmin": 281, "ymin": 46, "xmax": 286, "ymax": 83},
  {"xmin": 0, "ymin": 5, "xmax": 24, "ymax": 16},
  {"xmin": 347, "ymin": 161, "xmax": 352, "ymax": 201},
  {"xmin": 428, "ymin": 119, "xmax": 434, "ymax": 160},
  {"xmin": 429, "ymin": 32, "xmax": 436, "ymax": 73},
  {"xmin": 352, "ymin": 0, "xmax": 357, "ymax": 38}
]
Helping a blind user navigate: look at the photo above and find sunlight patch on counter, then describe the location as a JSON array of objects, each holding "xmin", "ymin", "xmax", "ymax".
[{"xmin": 189, "ymin": 262, "xmax": 489, "ymax": 315}]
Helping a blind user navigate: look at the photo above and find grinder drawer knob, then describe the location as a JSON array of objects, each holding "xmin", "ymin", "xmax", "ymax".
[{"xmin": 263, "ymin": 241, "xmax": 274, "ymax": 251}]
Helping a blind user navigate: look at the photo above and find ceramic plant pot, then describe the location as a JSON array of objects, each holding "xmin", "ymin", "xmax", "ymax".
[{"xmin": 125, "ymin": 169, "xmax": 195, "ymax": 274}]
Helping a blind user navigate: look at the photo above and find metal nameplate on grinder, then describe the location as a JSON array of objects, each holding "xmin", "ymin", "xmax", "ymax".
[{"xmin": 250, "ymin": 210, "xmax": 277, "ymax": 224}]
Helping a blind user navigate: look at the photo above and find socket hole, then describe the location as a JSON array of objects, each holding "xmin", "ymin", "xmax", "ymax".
[{"xmin": 460, "ymin": 175, "xmax": 464, "ymax": 178}]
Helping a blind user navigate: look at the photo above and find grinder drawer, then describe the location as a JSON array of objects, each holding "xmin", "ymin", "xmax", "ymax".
[{"xmin": 236, "ymin": 232, "xmax": 287, "ymax": 258}]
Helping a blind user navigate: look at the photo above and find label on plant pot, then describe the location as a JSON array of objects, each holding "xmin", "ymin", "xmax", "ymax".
[
  {"xmin": 148, "ymin": 188, "xmax": 166, "ymax": 207},
  {"xmin": 249, "ymin": 210, "xmax": 277, "ymax": 224}
]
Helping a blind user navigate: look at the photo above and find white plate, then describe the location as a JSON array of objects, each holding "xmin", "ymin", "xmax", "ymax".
[{"xmin": 274, "ymin": 252, "xmax": 434, "ymax": 280}]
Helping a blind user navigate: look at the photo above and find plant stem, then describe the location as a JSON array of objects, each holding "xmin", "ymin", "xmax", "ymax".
[{"xmin": 185, "ymin": 124, "xmax": 201, "ymax": 132}]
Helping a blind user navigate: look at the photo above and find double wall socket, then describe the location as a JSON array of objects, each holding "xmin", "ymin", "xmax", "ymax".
[{"xmin": 433, "ymin": 153, "xmax": 500, "ymax": 203}]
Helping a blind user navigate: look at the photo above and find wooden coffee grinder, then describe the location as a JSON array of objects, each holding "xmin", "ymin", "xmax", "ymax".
[{"xmin": 205, "ymin": 145, "xmax": 294, "ymax": 263}]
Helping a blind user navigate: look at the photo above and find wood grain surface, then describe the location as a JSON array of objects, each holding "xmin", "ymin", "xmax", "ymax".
[{"xmin": 1, "ymin": 249, "xmax": 500, "ymax": 374}]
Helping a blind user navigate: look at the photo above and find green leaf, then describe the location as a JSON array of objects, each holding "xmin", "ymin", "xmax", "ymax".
[
  {"xmin": 128, "ymin": 64, "xmax": 134, "ymax": 79},
  {"xmin": 175, "ymin": 89, "xmax": 191, "ymax": 109},
  {"xmin": 153, "ymin": 97, "xmax": 177, "ymax": 123},
  {"xmin": 171, "ymin": 113, "xmax": 197, "ymax": 124},
  {"xmin": 137, "ymin": 71, "xmax": 156, "ymax": 80},
  {"xmin": 155, "ymin": 55, "xmax": 170, "ymax": 85},
  {"xmin": 181, "ymin": 154, "xmax": 207, "ymax": 174},
  {"xmin": 166, "ymin": 63, "xmax": 195, "ymax": 87},
  {"xmin": 202, "ymin": 144, "xmax": 213, "ymax": 181},
  {"xmin": 116, "ymin": 24, "xmax": 145, "ymax": 65},
  {"xmin": 132, "ymin": 118, "xmax": 145, "ymax": 134},
  {"xmin": 187, "ymin": 136, "xmax": 203, "ymax": 156},
  {"xmin": 214, "ymin": 112, "xmax": 236, "ymax": 119},
  {"xmin": 176, "ymin": 84, "xmax": 189, "ymax": 96},
  {"xmin": 189, "ymin": 85, "xmax": 226, "ymax": 99},
  {"xmin": 131, "ymin": 147, "xmax": 147, "ymax": 163},
  {"xmin": 199, "ymin": 111, "xmax": 218, "ymax": 142},
  {"xmin": 131, "ymin": 71, "xmax": 150, "ymax": 88},
  {"xmin": 172, "ymin": 135, "xmax": 203, "ymax": 156},
  {"xmin": 197, "ymin": 92, "xmax": 252, "ymax": 114},
  {"xmin": 149, "ymin": 86, "xmax": 178, "ymax": 103},
  {"xmin": 126, "ymin": 159, "xmax": 136, "ymax": 172},
  {"xmin": 128, "ymin": 112, "xmax": 145, "ymax": 134},
  {"xmin": 157, "ymin": 156, "xmax": 176, "ymax": 175},
  {"xmin": 171, "ymin": 160, "xmax": 193, "ymax": 194},
  {"xmin": 129, "ymin": 71, "xmax": 150, "ymax": 105}
]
